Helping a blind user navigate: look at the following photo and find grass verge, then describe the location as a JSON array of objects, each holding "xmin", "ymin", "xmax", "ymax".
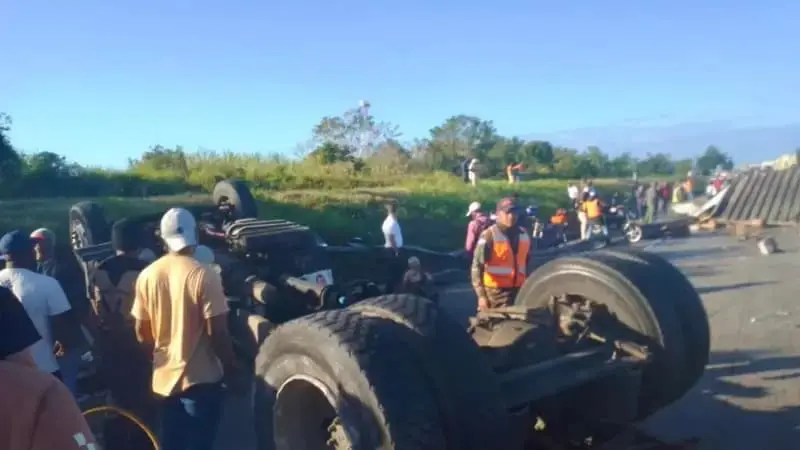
[{"xmin": 0, "ymin": 176, "xmax": 627, "ymax": 251}]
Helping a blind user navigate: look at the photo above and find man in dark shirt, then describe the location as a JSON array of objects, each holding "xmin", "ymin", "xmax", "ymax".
[
  {"xmin": 0, "ymin": 285, "xmax": 41, "ymax": 365},
  {"xmin": 90, "ymin": 218, "xmax": 154, "ymax": 450},
  {"xmin": 30, "ymin": 228, "xmax": 92, "ymax": 396}
]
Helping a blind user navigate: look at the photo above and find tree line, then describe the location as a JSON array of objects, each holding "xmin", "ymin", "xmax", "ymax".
[
  {"xmin": 0, "ymin": 109, "xmax": 739, "ymax": 199},
  {"xmin": 307, "ymin": 106, "xmax": 737, "ymax": 180}
]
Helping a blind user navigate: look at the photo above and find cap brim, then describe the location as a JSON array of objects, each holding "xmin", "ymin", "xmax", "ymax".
[{"xmin": 164, "ymin": 235, "xmax": 193, "ymax": 253}]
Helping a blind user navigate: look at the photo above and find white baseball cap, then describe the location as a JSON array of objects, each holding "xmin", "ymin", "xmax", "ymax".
[
  {"xmin": 160, "ymin": 207, "xmax": 198, "ymax": 252},
  {"xmin": 465, "ymin": 201, "xmax": 481, "ymax": 217},
  {"xmin": 194, "ymin": 245, "xmax": 215, "ymax": 265}
]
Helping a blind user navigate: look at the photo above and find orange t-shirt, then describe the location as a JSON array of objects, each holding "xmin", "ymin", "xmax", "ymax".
[
  {"xmin": 0, "ymin": 361, "xmax": 97, "ymax": 450},
  {"xmin": 131, "ymin": 253, "xmax": 229, "ymax": 397}
]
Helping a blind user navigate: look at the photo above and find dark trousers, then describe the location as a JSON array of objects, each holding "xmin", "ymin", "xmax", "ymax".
[
  {"xmin": 160, "ymin": 382, "xmax": 224, "ymax": 450},
  {"xmin": 381, "ymin": 248, "xmax": 406, "ymax": 293},
  {"xmin": 100, "ymin": 331, "xmax": 159, "ymax": 450}
]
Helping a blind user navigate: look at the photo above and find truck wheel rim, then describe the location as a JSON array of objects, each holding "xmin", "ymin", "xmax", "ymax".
[
  {"xmin": 71, "ymin": 221, "xmax": 89, "ymax": 249},
  {"xmin": 274, "ymin": 375, "xmax": 355, "ymax": 450},
  {"xmin": 626, "ymin": 226, "xmax": 642, "ymax": 243}
]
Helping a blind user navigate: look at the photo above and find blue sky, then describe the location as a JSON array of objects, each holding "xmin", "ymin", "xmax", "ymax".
[{"xmin": 1, "ymin": 0, "xmax": 798, "ymax": 168}]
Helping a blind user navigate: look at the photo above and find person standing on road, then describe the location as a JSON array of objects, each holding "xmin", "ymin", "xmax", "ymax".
[
  {"xmin": 567, "ymin": 182, "xmax": 579, "ymax": 208},
  {"xmin": 29, "ymin": 227, "xmax": 93, "ymax": 397},
  {"xmin": 580, "ymin": 192, "xmax": 610, "ymax": 244},
  {"xmin": 645, "ymin": 182, "xmax": 658, "ymax": 224},
  {"xmin": 464, "ymin": 201, "xmax": 491, "ymax": 259},
  {"xmin": 471, "ymin": 197, "xmax": 531, "ymax": 311},
  {"xmin": 132, "ymin": 208, "xmax": 242, "ymax": 450},
  {"xmin": 0, "ymin": 231, "xmax": 88, "ymax": 381},
  {"xmin": 381, "ymin": 202, "xmax": 405, "ymax": 292},
  {"xmin": 635, "ymin": 183, "xmax": 646, "ymax": 218},
  {"xmin": 89, "ymin": 218, "xmax": 156, "ymax": 450},
  {"xmin": 577, "ymin": 188, "xmax": 590, "ymax": 240}
]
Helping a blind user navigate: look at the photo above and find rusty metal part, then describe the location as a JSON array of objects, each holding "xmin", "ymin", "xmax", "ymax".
[{"xmin": 325, "ymin": 417, "xmax": 353, "ymax": 450}]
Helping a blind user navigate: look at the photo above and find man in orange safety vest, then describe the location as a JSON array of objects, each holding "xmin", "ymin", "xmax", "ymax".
[{"xmin": 471, "ymin": 197, "xmax": 531, "ymax": 310}]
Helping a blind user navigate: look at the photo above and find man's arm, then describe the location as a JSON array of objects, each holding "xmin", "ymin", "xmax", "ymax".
[
  {"xmin": 465, "ymin": 221, "xmax": 478, "ymax": 252},
  {"xmin": 46, "ymin": 280, "xmax": 86, "ymax": 352},
  {"xmin": 131, "ymin": 275, "xmax": 154, "ymax": 354},
  {"xmin": 470, "ymin": 231, "xmax": 492, "ymax": 310},
  {"xmin": 197, "ymin": 268, "xmax": 238, "ymax": 374},
  {"xmin": 0, "ymin": 286, "xmax": 41, "ymax": 367}
]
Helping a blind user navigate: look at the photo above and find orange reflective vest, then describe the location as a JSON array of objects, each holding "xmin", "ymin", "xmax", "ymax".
[
  {"xmin": 483, "ymin": 225, "xmax": 531, "ymax": 289},
  {"xmin": 583, "ymin": 199, "xmax": 602, "ymax": 219}
]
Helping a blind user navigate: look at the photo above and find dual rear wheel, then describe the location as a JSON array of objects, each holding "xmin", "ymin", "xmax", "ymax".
[{"xmin": 252, "ymin": 248, "xmax": 709, "ymax": 450}]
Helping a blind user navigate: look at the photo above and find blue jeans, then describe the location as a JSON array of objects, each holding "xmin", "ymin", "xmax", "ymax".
[{"xmin": 160, "ymin": 382, "xmax": 224, "ymax": 450}]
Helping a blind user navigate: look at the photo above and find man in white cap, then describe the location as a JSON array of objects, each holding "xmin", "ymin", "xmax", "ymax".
[
  {"xmin": 464, "ymin": 201, "xmax": 491, "ymax": 258},
  {"xmin": 131, "ymin": 208, "xmax": 241, "ymax": 450}
]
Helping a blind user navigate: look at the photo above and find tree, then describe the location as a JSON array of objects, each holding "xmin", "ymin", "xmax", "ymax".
[
  {"xmin": 311, "ymin": 106, "xmax": 401, "ymax": 158},
  {"xmin": 128, "ymin": 145, "xmax": 191, "ymax": 179},
  {"xmin": 0, "ymin": 113, "xmax": 23, "ymax": 193},
  {"xmin": 419, "ymin": 115, "xmax": 498, "ymax": 172},
  {"xmin": 696, "ymin": 146, "xmax": 733, "ymax": 174},
  {"xmin": 307, "ymin": 142, "xmax": 356, "ymax": 165}
]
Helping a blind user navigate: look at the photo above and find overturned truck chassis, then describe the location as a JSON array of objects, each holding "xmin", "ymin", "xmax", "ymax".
[{"xmin": 252, "ymin": 250, "xmax": 708, "ymax": 450}]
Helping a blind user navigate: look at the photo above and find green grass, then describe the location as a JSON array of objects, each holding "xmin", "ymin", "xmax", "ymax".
[{"xmin": 0, "ymin": 175, "xmax": 628, "ymax": 251}]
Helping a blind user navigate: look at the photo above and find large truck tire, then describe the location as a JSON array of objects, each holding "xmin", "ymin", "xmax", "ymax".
[
  {"xmin": 253, "ymin": 309, "xmax": 447, "ymax": 450},
  {"xmin": 350, "ymin": 294, "xmax": 512, "ymax": 450},
  {"xmin": 593, "ymin": 247, "xmax": 710, "ymax": 394},
  {"xmin": 213, "ymin": 179, "xmax": 258, "ymax": 219},
  {"xmin": 517, "ymin": 255, "xmax": 689, "ymax": 418},
  {"xmin": 69, "ymin": 201, "xmax": 110, "ymax": 249}
]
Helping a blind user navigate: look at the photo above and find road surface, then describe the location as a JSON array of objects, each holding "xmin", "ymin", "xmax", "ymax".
[{"xmin": 215, "ymin": 229, "xmax": 800, "ymax": 449}]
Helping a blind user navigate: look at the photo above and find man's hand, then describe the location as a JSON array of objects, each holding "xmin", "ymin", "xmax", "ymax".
[{"xmin": 478, "ymin": 297, "xmax": 489, "ymax": 311}]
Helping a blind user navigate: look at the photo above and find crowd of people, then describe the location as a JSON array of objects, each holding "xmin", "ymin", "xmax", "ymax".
[{"xmin": 1, "ymin": 208, "xmax": 243, "ymax": 450}]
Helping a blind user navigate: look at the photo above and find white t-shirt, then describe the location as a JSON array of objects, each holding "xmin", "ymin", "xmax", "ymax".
[
  {"xmin": 0, "ymin": 268, "xmax": 71, "ymax": 373},
  {"xmin": 567, "ymin": 185, "xmax": 579, "ymax": 200},
  {"xmin": 381, "ymin": 215, "xmax": 404, "ymax": 248}
]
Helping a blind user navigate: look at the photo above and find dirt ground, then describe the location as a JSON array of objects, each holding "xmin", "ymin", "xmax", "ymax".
[{"xmin": 214, "ymin": 228, "xmax": 800, "ymax": 450}]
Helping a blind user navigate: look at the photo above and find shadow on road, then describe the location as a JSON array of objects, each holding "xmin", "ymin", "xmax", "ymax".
[
  {"xmin": 654, "ymin": 246, "xmax": 736, "ymax": 262},
  {"xmin": 678, "ymin": 265, "xmax": 720, "ymax": 278},
  {"xmin": 647, "ymin": 349, "xmax": 800, "ymax": 450},
  {"xmin": 694, "ymin": 281, "xmax": 776, "ymax": 295}
]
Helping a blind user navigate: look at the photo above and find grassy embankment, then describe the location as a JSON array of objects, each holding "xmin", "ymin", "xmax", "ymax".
[
  {"xmin": 1, "ymin": 155, "xmax": 631, "ymax": 250},
  {"xmin": 2, "ymin": 180, "xmax": 629, "ymax": 251}
]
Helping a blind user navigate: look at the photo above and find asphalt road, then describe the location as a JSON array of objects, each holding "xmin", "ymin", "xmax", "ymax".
[{"xmin": 215, "ymin": 229, "xmax": 800, "ymax": 450}]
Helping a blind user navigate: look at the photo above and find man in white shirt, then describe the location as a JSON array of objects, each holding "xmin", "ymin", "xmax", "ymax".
[
  {"xmin": 382, "ymin": 202, "xmax": 404, "ymax": 253},
  {"xmin": 0, "ymin": 230, "xmax": 87, "ymax": 380},
  {"xmin": 381, "ymin": 202, "xmax": 405, "ymax": 292},
  {"xmin": 567, "ymin": 183, "xmax": 579, "ymax": 207}
]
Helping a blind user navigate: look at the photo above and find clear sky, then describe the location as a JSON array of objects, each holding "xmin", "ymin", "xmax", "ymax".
[{"xmin": 2, "ymin": 0, "xmax": 798, "ymax": 168}]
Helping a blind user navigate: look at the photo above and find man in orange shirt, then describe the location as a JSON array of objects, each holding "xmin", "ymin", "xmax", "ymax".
[
  {"xmin": 132, "ymin": 207, "xmax": 241, "ymax": 450},
  {"xmin": 0, "ymin": 361, "xmax": 98, "ymax": 450}
]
